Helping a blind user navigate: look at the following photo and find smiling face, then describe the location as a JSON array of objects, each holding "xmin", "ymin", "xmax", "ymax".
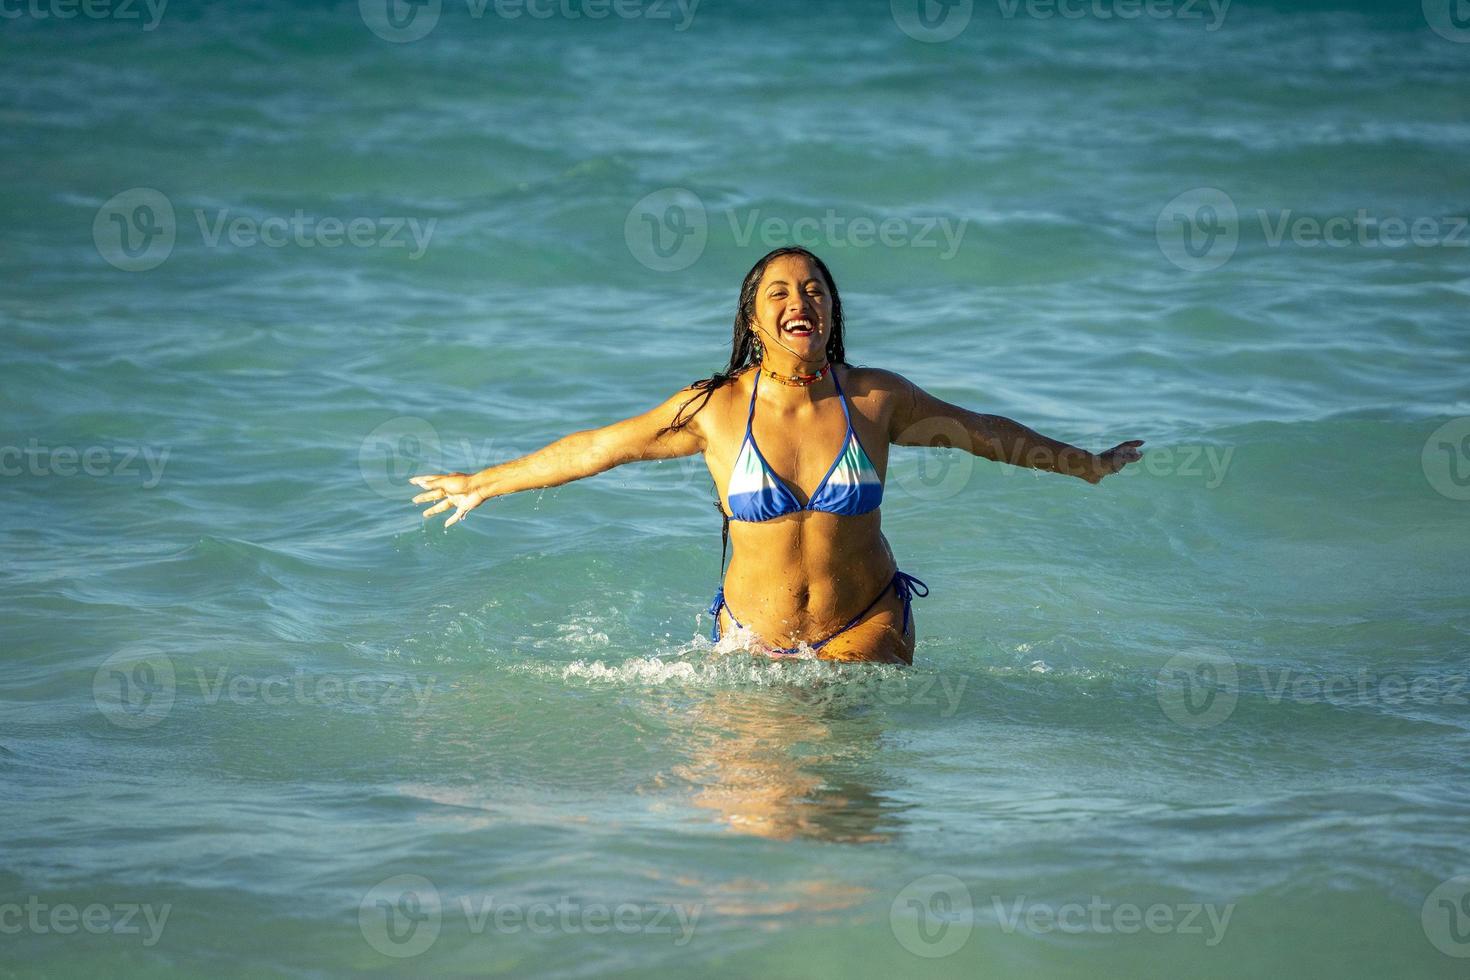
[{"xmin": 751, "ymin": 254, "xmax": 835, "ymax": 367}]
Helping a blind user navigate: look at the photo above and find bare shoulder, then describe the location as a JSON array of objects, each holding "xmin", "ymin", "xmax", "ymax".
[
  {"xmin": 839, "ymin": 365, "xmax": 917, "ymax": 403},
  {"xmin": 840, "ymin": 366, "xmax": 972, "ymax": 443}
]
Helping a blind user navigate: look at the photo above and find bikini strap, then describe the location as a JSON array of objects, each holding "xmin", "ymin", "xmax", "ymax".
[
  {"xmin": 811, "ymin": 568, "xmax": 909, "ymax": 652},
  {"xmin": 828, "ymin": 365, "xmax": 854, "ymax": 430},
  {"xmin": 719, "ymin": 507, "xmax": 729, "ymax": 575},
  {"xmin": 892, "ymin": 571, "xmax": 930, "ymax": 634},
  {"xmin": 707, "ymin": 587, "xmax": 725, "ymax": 642},
  {"xmin": 746, "ymin": 368, "xmax": 761, "ymax": 433}
]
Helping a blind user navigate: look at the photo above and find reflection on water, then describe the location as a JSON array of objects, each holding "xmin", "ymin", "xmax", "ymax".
[{"xmin": 665, "ymin": 677, "xmax": 909, "ymax": 843}]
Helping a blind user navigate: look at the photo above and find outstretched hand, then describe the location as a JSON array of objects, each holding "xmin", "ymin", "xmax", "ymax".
[
  {"xmin": 411, "ymin": 473, "xmax": 487, "ymax": 528},
  {"xmin": 1084, "ymin": 440, "xmax": 1145, "ymax": 484}
]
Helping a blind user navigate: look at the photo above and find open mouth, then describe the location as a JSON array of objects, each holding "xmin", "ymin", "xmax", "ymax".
[{"xmin": 781, "ymin": 318, "xmax": 815, "ymax": 338}]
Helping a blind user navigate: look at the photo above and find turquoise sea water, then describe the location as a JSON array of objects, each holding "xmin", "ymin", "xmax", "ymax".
[{"xmin": 3, "ymin": 1, "xmax": 1469, "ymax": 976}]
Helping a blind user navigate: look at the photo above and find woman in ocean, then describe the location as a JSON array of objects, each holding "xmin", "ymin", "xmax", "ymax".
[{"xmin": 410, "ymin": 246, "xmax": 1143, "ymax": 665}]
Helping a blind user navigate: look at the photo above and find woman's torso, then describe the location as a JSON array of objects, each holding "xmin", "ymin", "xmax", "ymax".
[{"xmin": 698, "ymin": 365, "xmax": 898, "ymax": 645}]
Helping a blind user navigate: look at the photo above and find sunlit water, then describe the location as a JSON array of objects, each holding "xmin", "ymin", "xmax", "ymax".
[{"xmin": 2, "ymin": 0, "xmax": 1468, "ymax": 976}]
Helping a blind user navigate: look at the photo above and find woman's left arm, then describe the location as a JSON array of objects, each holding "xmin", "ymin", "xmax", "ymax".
[{"xmin": 882, "ymin": 371, "xmax": 1143, "ymax": 485}]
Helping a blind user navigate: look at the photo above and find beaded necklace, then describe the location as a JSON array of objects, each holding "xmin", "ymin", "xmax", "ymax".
[{"xmin": 759, "ymin": 361, "xmax": 830, "ymax": 387}]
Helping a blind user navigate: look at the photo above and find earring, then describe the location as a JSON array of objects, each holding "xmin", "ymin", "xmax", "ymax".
[{"xmin": 751, "ymin": 337, "xmax": 763, "ymax": 361}]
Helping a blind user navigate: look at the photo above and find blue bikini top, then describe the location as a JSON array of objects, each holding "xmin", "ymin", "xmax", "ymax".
[{"xmin": 724, "ymin": 367, "xmax": 883, "ymax": 522}]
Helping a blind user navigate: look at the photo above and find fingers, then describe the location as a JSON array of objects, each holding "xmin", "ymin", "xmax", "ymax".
[{"xmin": 410, "ymin": 475, "xmax": 481, "ymax": 528}]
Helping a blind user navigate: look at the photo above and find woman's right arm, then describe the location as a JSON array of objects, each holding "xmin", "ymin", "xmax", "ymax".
[{"xmin": 411, "ymin": 385, "xmax": 707, "ymax": 527}]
